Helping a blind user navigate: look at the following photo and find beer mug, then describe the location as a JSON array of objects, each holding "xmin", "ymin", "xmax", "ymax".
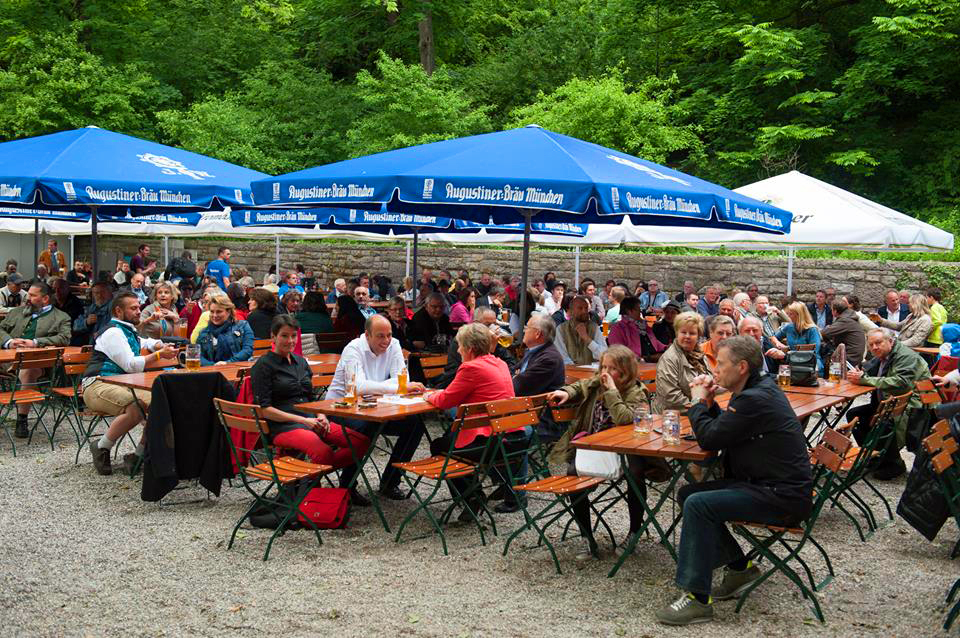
[
  {"xmin": 634, "ymin": 404, "xmax": 653, "ymax": 435},
  {"xmin": 184, "ymin": 343, "xmax": 201, "ymax": 371},
  {"xmin": 777, "ymin": 365, "xmax": 791, "ymax": 388},
  {"xmin": 602, "ymin": 320, "xmax": 610, "ymax": 337},
  {"xmin": 662, "ymin": 410, "xmax": 680, "ymax": 445}
]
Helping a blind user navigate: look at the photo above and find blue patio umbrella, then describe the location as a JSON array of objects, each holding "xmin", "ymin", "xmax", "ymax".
[
  {"xmin": 250, "ymin": 125, "xmax": 791, "ymax": 319},
  {"xmin": 0, "ymin": 126, "xmax": 267, "ymax": 276}
]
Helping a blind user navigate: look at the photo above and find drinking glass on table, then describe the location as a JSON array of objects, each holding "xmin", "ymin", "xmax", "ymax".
[
  {"xmin": 344, "ymin": 362, "xmax": 358, "ymax": 405},
  {"xmin": 662, "ymin": 409, "xmax": 680, "ymax": 444},
  {"xmin": 634, "ymin": 403, "xmax": 653, "ymax": 435},
  {"xmin": 777, "ymin": 364, "xmax": 791, "ymax": 388},
  {"xmin": 184, "ymin": 343, "xmax": 201, "ymax": 371}
]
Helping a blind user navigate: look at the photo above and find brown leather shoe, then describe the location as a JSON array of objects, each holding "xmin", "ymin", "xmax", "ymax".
[{"xmin": 90, "ymin": 441, "xmax": 113, "ymax": 475}]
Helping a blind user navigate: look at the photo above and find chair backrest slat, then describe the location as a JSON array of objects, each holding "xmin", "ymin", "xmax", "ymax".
[
  {"xmin": 489, "ymin": 410, "xmax": 539, "ymax": 434},
  {"xmin": 822, "ymin": 427, "xmax": 850, "ymax": 455},
  {"xmin": 551, "ymin": 405, "xmax": 579, "ymax": 423},
  {"xmin": 485, "ymin": 396, "xmax": 534, "ymax": 416},
  {"xmin": 812, "ymin": 443, "xmax": 845, "ymax": 473},
  {"xmin": 933, "ymin": 450, "xmax": 955, "ymax": 474}
]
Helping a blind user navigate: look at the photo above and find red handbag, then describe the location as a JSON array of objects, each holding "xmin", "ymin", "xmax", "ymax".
[{"xmin": 297, "ymin": 487, "xmax": 351, "ymax": 529}]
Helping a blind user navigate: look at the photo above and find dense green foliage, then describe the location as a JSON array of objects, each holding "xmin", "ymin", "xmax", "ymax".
[{"xmin": 2, "ymin": 0, "xmax": 958, "ymax": 254}]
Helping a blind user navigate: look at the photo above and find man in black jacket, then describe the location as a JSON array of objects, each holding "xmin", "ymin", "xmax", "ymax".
[
  {"xmin": 514, "ymin": 313, "xmax": 566, "ymax": 435},
  {"xmin": 656, "ymin": 336, "xmax": 813, "ymax": 626}
]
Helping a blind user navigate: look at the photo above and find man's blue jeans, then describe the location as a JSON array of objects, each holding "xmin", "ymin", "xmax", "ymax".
[{"xmin": 675, "ymin": 479, "xmax": 794, "ymax": 596}]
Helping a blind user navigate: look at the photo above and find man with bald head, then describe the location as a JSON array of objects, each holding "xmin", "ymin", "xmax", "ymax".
[{"xmin": 328, "ymin": 314, "xmax": 428, "ymax": 502}]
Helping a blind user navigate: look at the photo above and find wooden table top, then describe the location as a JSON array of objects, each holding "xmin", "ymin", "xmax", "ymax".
[
  {"xmin": 716, "ymin": 390, "xmax": 852, "ymax": 420},
  {"xmin": 101, "ymin": 359, "xmax": 336, "ymax": 391},
  {"xmin": 777, "ymin": 379, "xmax": 874, "ymax": 399},
  {"xmin": 912, "ymin": 346, "xmax": 940, "ymax": 356},
  {"xmin": 564, "ymin": 362, "xmax": 657, "ymax": 383},
  {"xmin": 571, "ymin": 417, "xmax": 713, "ymax": 462},
  {"xmin": 0, "ymin": 346, "xmax": 84, "ymax": 364},
  {"xmin": 296, "ymin": 396, "xmax": 439, "ymax": 423}
]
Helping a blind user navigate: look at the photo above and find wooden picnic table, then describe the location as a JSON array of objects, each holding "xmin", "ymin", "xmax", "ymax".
[
  {"xmin": 101, "ymin": 358, "xmax": 339, "ymax": 392},
  {"xmin": 778, "ymin": 378, "xmax": 875, "ymax": 399},
  {"xmin": 912, "ymin": 346, "xmax": 941, "ymax": 357},
  {"xmin": 572, "ymin": 417, "xmax": 714, "ymax": 577}
]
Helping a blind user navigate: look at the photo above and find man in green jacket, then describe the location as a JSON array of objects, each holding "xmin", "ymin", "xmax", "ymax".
[
  {"xmin": 847, "ymin": 328, "xmax": 930, "ymax": 479},
  {"xmin": 0, "ymin": 281, "xmax": 71, "ymax": 438}
]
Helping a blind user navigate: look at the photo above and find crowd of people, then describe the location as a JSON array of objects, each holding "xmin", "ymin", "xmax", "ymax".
[{"xmin": 1, "ymin": 241, "xmax": 954, "ymax": 626}]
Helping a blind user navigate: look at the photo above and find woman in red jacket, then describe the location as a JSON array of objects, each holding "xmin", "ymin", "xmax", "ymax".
[{"xmin": 425, "ymin": 322, "xmax": 515, "ymax": 517}]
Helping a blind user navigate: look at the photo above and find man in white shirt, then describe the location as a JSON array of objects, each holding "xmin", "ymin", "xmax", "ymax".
[
  {"xmin": 329, "ymin": 315, "xmax": 427, "ymax": 502},
  {"xmin": 83, "ymin": 292, "xmax": 178, "ymax": 475}
]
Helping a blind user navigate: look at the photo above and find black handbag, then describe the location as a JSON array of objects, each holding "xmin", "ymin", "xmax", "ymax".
[{"xmin": 786, "ymin": 350, "xmax": 819, "ymax": 386}]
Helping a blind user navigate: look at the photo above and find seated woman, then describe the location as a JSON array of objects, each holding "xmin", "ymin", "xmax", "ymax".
[
  {"xmin": 547, "ymin": 345, "xmax": 650, "ymax": 560},
  {"xmin": 385, "ymin": 295, "xmax": 413, "ymax": 350},
  {"xmin": 187, "ymin": 285, "xmax": 222, "ymax": 343},
  {"xmin": 424, "ymin": 323, "xmax": 515, "ymax": 516},
  {"xmin": 196, "ymin": 294, "xmax": 255, "ymax": 365},
  {"xmin": 333, "ymin": 294, "xmax": 365, "ymax": 340},
  {"xmin": 654, "ymin": 312, "xmax": 708, "ymax": 414},
  {"xmin": 702, "ymin": 314, "xmax": 736, "ymax": 373},
  {"xmin": 250, "ymin": 315, "xmax": 370, "ymax": 477},
  {"xmin": 295, "ymin": 291, "xmax": 334, "ymax": 334},
  {"xmin": 226, "ymin": 283, "xmax": 249, "ymax": 320},
  {"xmin": 448, "ymin": 287, "xmax": 477, "ymax": 324},
  {"xmin": 139, "ymin": 281, "xmax": 181, "ymax": 339},
  {"xmin": 246, "ymin": 287, "xmax": 278, "ymax": 340},
  {"xmin": 877, "ymin": 293, "xmax": 933, "ymax": 348},
  {"xmin": 771, "ymin": 301, "xmax": 823, "ymax": 375}
]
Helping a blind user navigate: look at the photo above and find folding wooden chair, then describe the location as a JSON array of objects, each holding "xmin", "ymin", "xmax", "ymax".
[
  {"xmin": 419, "ymin": 354, "xmax": 448, "ymax": 383},
  {"xmin": 501, "ymin": 403, "xmax": 626, "ymax": 574},
  {"xmin": 252, "ymin": 338, "xmax": 272, "ymax": 357},
  {"xmin": 392, "ymin": 398, "xmax": 539, "ymax": 555},
  {"xmin": 923, "ymin": 419, "xmax": 960, "ymax": 561},
  {"xmin": 0, "ymin": 348, "xmax": 64, "ymax": 456},
  {"xmin": 310, "ymin": 362, "xmax": 338, "ymax": 400},
  {"xmin": 214, "ymin": 398, "xmax": 333, "ymax": 561},
  {"xmin": 730, "ymin": 430, "xmax": 853, "ymax": 623}
]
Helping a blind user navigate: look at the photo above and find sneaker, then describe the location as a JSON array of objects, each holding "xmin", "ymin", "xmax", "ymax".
[
  {"xmin": 14, "ymin": 416, "xmax": 28, "ymax": 439},
  {"xmin": 655, "ymin": 593, "xmax": 714, "ymax": 626},
  {"xmin": 90, "ymin": 441, "xmax": 113, "ymax": 476},
  {"xmin": 575, "ymin": 540, "xmax": 600, "ymax": 561},
  {"xmin": 712, "ymin": 564, "xmax": 762, "ymax": 600}
]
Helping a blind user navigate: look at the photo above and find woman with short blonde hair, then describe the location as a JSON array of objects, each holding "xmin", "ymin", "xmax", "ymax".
[
  {"xmin": 196, "ymin": 294, "xmax": 254, "ymax": 365},
  {"xmin": 656, "ymin": 311, "xmax": 708, "ymax": 413},
  {"xmin": 771, "ymin": 301, "xmax": 823, "ymax": 374}
]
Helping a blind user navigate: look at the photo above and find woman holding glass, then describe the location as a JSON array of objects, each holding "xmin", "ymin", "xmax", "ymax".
[
  {"xmin": 547, "ymin": 345, "xmax": 650, "ymax": 560},
  {"xmin": 139, "ymin": 282, "xmax": 181, "ymax": 339}
]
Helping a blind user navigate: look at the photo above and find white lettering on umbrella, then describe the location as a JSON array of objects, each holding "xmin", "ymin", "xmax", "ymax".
[
  {"xmin": 137, "ymin": 153, "xmax": 214, "ymax": 181},
  {"xmin": 606, "ymin": 155, "xmax": 690, "ymax": 186}
]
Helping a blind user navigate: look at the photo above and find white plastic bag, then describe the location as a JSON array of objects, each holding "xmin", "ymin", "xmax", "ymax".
[{"xmin": 575, "ymin": 449, "xmax": 623, "ymax": 480}]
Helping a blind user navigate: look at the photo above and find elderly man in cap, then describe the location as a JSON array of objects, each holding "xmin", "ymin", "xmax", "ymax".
[{"xmin": 0, "ymin": 273, "xmax": 26, "ymax": 308}]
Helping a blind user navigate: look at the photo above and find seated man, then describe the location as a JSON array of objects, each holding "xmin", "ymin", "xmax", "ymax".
[
  {"xmin": 83, "ymin": 292, "xmax": 178, "ymax": 474},
  {"xmin": 328, "ymin": 315, "xmax": 428, "ymax": 502},
  {"xmin": 0, "ymin": 273, "xmax": 26, "ymax": 308},
  {"xmin": 125, "ymin": 272, "xmax": 149, "ymax": 307},
  {"xmin": 846, "ymin": 328, "xmax": 930, "ymax": 480},
  {"xmin": 354, "ymin": 285, "xmax": 377, "ymax": 319},
  {"xmin": 326, "ymin": 278, "xmax": 347, "ymax": 304},
  {"xmin": 656, "ymin": 336, "xmax": 813, "ymax": 626},
  {"xmin": 407, "ymin": 292, "xmax": 455, "ymax": 353},
  {"xmin": 0, "ymin": 281, "xmax": 71, "ymax": 438},
  {"xmin": 431, "ymin": 307, "xmax": 517, "ymax": 389},
  {"xmin": 737, "ymin": 315, "xmax": 782, "ymax": 375},
  {"xmin": 638, "ymin": 279, "xmax": 668, "ymax": 314},
  {"xmin": 72, "ymin": 282, "xmax": 114, "ymax": 345},
  {"xmin": 555, "ymin": 295, "xmax": 607, "ymax": 365},
  {"xmin": 513, "ymin": 311, "xmax": 566, "ymax": 442},
  {"xmin": 821, "ymin": 298, "xmax": 866, "ymax": 367}
]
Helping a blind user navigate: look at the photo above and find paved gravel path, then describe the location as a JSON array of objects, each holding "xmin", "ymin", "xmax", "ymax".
[{"xmin": 0, "ymin": 409, "xmax": 956, "ymax": 637}]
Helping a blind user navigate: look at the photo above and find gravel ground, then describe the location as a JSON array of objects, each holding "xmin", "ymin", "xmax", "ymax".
[{"xmin": 0, "ymin": 406, "xmax": 957, "ymax": 638}]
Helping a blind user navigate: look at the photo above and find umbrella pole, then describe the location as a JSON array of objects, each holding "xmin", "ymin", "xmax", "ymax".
[
  {"xmin": 412, "ymin": 230, "xmax": 419, "ymax": 304},
  {"xmin": 518, "ymin": 212, "xmax": 532, "ymax": 326},
  {"xmin": 786, "ymin": 247, "xmax": 794, "ymax": 296},
  {"xmin": 405, "ymin": 240, "xmax": 411, "ymax": 279},
  {"xmin": 163, "ymin": 236, "xmax": 169, "ymax": 269},
  {"xmin": 90, "ymin": 206, "xmax": 99, "ymax": 281},
  {"xmin": 574, "ymin": 245, "xmax": 581, "ymax": 288},
  {"xmin": 274, "ymin": 235, "xmax": 280, "ymax": 276},
  {"xmin": 33, "ymin": 219, "xmax": 39, "ymax": 271}
]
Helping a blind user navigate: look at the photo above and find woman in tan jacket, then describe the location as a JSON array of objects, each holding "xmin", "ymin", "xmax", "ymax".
[
  {"xmin": 654, "ymin": 312, "xmax": 708, "ymax": 414},
  {"xmin": 877, "ymin": 293, "xmax": 934, "ymax": 348},
  {"xmin": 548, "ymin": 345, "xmax": 649, "ymax": 560}
]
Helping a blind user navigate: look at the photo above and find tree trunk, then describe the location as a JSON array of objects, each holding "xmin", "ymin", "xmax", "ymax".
[{"xmin": 418, "ymin": 4, "xmax": 435, "ymax": 75}]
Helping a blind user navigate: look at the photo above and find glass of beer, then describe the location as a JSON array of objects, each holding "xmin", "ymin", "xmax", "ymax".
[
  {"xmin": 501, "ymin": 308, "xmax": 509, "ymax": 323},
  {"xmin": 176, "ymin": 318, "xmax": 188, "ymax": 339},
  {"xmin": 777, "ymin": 364, "xmax": 791, "ymax": 388},
  {"xmin": 397, "ymin": 367, "xmax": 408, "ymax": 395},
  {"xmin": 184, "ymin": 344, "xmax": 201, "ymax": 371},
  {"xmin": 498, "ymin": 332, "xmax": 513, "ymax": 348},
  {"xmin": 602, "ymin": 320, "xmax": 610, "ymax": 337},
  {"xmin": 344, "ymin": 363, "xmax": 358, "ymax": 405},
  {"xmin": 828, "ymin": 361, "xmax": 842, "ymax": 383}
]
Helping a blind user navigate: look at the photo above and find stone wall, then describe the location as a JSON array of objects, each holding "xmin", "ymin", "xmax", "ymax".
[{"xmin": 75, "ymin": 235, "xmax": 957, "ymax": 307}]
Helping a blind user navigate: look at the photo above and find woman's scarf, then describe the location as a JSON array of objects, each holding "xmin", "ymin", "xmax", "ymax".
[
  {"xmin": 680, "ymin": 342, "xmax": 707, "ymax": 375},
  {"xmin": 205, "ymin": 319, "xmax": 238, "ymax": 363}
]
